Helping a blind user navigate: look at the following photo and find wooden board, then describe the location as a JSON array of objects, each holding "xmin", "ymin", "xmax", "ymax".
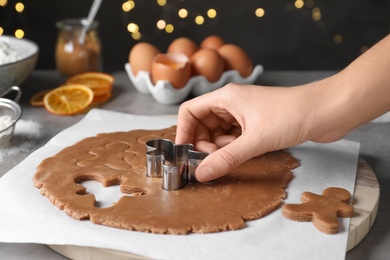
[
  {"xmin": 347, "ymin": 158, "xmax": 379, "ymax": 251},
  {"xmin": 48, "ymin": 158, "xmax": 379, "ymax": 259}
]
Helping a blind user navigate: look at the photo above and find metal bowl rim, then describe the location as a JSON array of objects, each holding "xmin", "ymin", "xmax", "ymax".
[
  {"xmin": 0, "ymin": 35, "xmax": 39, "ymax": 69},
  {"xmin": 0, "ymin": 98, "xmax": 22, "ymax": 134}
]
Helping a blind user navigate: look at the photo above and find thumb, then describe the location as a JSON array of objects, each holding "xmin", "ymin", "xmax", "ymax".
[{"xmin": 195, "ymin": 135, "xmax": 259, "ymax": 182}]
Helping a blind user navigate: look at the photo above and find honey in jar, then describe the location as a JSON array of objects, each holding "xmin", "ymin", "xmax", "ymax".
[{"xmin": 55, "ymin": 18, "xmax": 102, "ymax": 78}]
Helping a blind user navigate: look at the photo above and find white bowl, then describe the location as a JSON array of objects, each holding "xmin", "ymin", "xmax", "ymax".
[
  {"xmin": 125, "ymin": 63, "xmax": 263, "ymax": 105},
  {"xmin": 0, "ymin": 35, "xmax": 39, "ymax": 93}
]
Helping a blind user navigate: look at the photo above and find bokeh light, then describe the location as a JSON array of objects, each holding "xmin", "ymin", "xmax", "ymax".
[
  {"xmin": 157, "ymin": 0, "xmax": 166, "ymax": 7},
  {"xmin": 15, "ymin": 29, "xmax": 24, "ymax": 38},
  {"xmin": 333, "ymin": 34, "xmax": 343, "ymax": 44},
  {"xmin": 2, "ymin": 0, "xmax": 371, "ymax": 54},
  {"xmin": 156, "ymin": 20, "xmax": 166, "ymax": 30},
  {"xmin": 207, "ymin": 9, "xmax": 217, "ymax": 18},
  {"xmin": 195, "ymin": 15, "xmax": 204, "ymax": 25},
  {"xmin": 165, "ymin": 24, "xmax": 174, "ymax": 33},
  {"xmin": 131, "ymin": 31, "xmax": 141, "ymax": 40},
  {"xmin": 255, "ymin": 8, "xmax": 265, "ymax": 18},
  {"xmin": 294, "ymin": 0, "xmax": 304, "ymax": 9},
  {"xmin": 127, "ymin": 23, "xmax": 139, "ymax": 33},
  {"xmin": 15, "ymin": 2, "xmax": 24, "ymax": 12},
  {"xmin": 178, "ymin": 8, "xmax": 188, "ymax": 18},
  {"xmin": 122, "ymin": 1, "xmax": 135, "ymax": 12},
  {"xmin": 312, "ymin": 7, "xmax": 321, "ymax": 21}
]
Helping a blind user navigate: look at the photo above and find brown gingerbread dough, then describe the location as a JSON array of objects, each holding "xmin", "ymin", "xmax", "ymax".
[
  {"xmin": 34, "ymin": 126, "xmax": 299, "ymax": 234},
  {"xmin": 282, "ymin": 187, "xmax": 354, "ymax": 234}
]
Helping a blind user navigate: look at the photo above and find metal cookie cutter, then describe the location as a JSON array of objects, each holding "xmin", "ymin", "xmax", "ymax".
[{"xmin": 146, "ymin": 139, "xmax": 209, "ymax": 191}]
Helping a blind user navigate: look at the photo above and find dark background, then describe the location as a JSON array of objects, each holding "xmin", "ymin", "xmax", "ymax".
[{"xmin": 1, "ymin": 0, "xmax": 390, "ymax": 72}]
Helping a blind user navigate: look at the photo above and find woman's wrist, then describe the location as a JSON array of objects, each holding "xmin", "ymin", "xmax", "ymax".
[{"xmin": 298, "ymin": 75, "xmax": 353, "ymax": 143}]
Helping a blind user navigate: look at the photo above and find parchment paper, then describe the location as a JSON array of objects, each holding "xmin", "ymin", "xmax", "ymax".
[{"xmin": 0, "ymin": 109, "xmax": 360, "ymax": 260}]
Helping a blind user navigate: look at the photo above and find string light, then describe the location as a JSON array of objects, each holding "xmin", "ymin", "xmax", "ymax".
[
  {"xmin": 195, "ymin": 15, "xmax": 204, "ymax": 25},
  {"xmin": 0, "ymin": 0, "xmax": 365, "ymax": 54},
  {"xmin": 312, "ymin": 7, "xmax": 321, "ymax": 21},
  {"xmin": 122, "ymin": 1, "xmax": 135, "ymax": 12},
  {"xmin": 156, "ymin": 20, "xmax": 166, "ymax": 30},
  {"xmin": 127, "ymin": 23, "xmax": 139, "ymax": 33},
  {"xmin": 333, "ymin": 35, "xmax": 343, "ymax": 44},
  {"xmin": 118, "ymin": 0, "xmax": 354, "ymax": 50},
  {"xmin": 15, "ymin": 29, "xmax": 24, "ymax": 38},
  {"xmin": 132, "ymin": 31, "xmax": 141, "ymax": 40},
  {"xmin": 294, "ymin": 0, "xmax": 304, "ymax": 9},
  {"xmin": 165, "ymin": 24, "xmax": 174, "ymax": 33},
  {"xmin": 15, "ymin": 2, "xmax": 24, "ymax": 12},
  {"xmin": 157, "ymin": 0, "xmax": 166, "ymax": 7},
  {"xmin": 178, "ymin": 8, "xmax": 188, "ymax": 18},
  {"xmin": 255, "ymin": 8, "xmax": 265, "ymax": 18},
  {"xmin": 207, "ymin": 9, "xmax": 217, "ymax": 19},
  {"xmin": 0, "ymin": 0, "xmax": 26, "ymax": 38}
]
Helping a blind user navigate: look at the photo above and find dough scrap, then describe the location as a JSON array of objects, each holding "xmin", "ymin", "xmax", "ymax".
[
  {"xmin": 34, "ymin": 126, "xmax": 299, "ymax": 235},
  {"xmin": 282, "ymin": 187, "xmax": 354, "ymax": 234}
]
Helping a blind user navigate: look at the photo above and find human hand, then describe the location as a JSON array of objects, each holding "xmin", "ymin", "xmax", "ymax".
[
  {"xmin": 176, "ymin": 34, "xmax": 390, "ymax": 182},
  {"xmin": 175, "ymin": 83, "xmax": 320, "ymax": 182}
]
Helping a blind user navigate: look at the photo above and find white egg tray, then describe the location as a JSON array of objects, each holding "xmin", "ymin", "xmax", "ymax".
[{"xmin": 124, "ymin": 63, "xmax": 263, "ymax": 105}]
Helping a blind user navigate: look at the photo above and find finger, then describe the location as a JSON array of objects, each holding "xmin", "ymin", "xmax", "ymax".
[
  {"xmin": 195, "ymin": 134, "xmax": 257, "ymax": 182},
  {"xmin": 213, "ymin": 134, "xmax": 238, "ymax": 147},
  {"xmin": 175, "ymin": 94, "xmax": 218, "ymax": 144},
  {"xmin": 197, "ymin": 113, "xmax": 225, "ymax": 132},
  {"xmin": 194, "ymin": 140, "xmax": 219, "ymax": 153}
]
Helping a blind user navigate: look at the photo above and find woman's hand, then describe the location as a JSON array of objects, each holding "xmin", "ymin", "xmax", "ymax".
[
  {"xmin": 175, "ymin": 83, "xmax": 322, "ymax": 182},
  {"xmin": 176, "ymin": 34, "xmax": 390, "ymax": 183}
]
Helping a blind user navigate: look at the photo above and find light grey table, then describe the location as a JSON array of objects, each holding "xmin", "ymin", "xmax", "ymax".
[{"xmin": 0, "ymin": 70, "xmax": 388, "ymax": 259}]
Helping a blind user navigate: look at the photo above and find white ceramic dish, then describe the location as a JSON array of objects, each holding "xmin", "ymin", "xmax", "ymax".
[
  {"xmin": 125, "ymin": 63, "xmax": 263, "ymax": 105},
  {"xmin": 0, "ymin": 35, "xmax": 39, "ymax": 93}
]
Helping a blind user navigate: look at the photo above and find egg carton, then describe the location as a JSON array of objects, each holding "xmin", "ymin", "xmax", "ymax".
[{"xmin": 124, "ymin": 63, "xmax": 263, "ymax": 105}]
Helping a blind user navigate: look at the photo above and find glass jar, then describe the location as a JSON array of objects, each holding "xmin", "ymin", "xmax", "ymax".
[{"xmin": 55, "ymin": 18, "xmax": 102, "ymax": 78}]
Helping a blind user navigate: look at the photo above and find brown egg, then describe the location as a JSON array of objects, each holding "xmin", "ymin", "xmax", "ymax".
[
  {"xmin": 151, "ymin": 53, "xmax": 191, "ymax": 89},
  {"xmin": 129, "ymin": 42, "xmax": 161, "ymax": 76},
  {"xmin": 218, "ymin": 44, "xmax": 253, "ymax": 77},
  {"xmin": 167, "ymin": 37, "xmax": 199, "ymax": 58},
  {"xmin": 190, "ymin": 48, "xmax": 224, "ymax": 82},
  {"xmin": 200, "ymin": 35, "xmax": 225, "ymax": 50}
]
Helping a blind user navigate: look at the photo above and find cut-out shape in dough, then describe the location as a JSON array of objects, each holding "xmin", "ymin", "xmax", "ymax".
[
  {"xmin": 81, "ymin": 180, "xmax": 130, "ymax": 208},
  {"xmin": 34, "ymin": 126, "xmax": 299, "ymax": 235}
]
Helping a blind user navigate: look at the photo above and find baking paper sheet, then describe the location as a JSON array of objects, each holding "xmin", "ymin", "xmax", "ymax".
[{"xmin": 0, "ymin": 109, "xmax": 360, "ymax": 260}]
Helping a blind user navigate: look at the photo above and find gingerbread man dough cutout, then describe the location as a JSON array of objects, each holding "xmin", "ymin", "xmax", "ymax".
[{"xmin": 282, "ymin": 187, "xmax": 354, "ymax": 234}]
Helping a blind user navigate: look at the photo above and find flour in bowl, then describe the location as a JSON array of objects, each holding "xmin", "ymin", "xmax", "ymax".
[
  {"xmin": 0, "ymin": 41, "xmax": 21, "ymax": 65},
  {"xmin": 0, "ymin": 115, "xmax": 13, "ymax": 132}
]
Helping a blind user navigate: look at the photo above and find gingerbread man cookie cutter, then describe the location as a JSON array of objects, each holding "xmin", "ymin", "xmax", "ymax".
[{"xmin": 145, "ymin": 139, "xmax": 209, "ymax": 191}]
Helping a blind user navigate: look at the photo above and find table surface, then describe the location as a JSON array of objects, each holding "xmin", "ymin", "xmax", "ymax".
[{"xmin": 1, "ymin": 70, "xmax": 389, "ymax": 259}]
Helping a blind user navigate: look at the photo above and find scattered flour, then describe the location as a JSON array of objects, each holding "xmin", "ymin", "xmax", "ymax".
[{"xmin": 0, "ymin": 119, "xmax": 42, "ymax": 163}]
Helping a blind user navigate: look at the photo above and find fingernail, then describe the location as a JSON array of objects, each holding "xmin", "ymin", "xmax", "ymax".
[{"xmin": 196, "ymin": 166, "xmax": 215, "ymax": 183}]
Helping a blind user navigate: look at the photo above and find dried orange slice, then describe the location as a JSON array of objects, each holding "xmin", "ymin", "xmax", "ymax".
[
  {"xmin": 30, "ymin": 89, "xmax": 51, "ymax": 107},
  {"xmin": 66, "ymin": 72, "xmax": 114, "ymax": 96},
  {"xmin": 43, "ymin": 85, "xmax": 94, "ymax": 115},
  {"xmin": 92, "ymin": 92, "xmax": 112, "ymax": 104}
]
